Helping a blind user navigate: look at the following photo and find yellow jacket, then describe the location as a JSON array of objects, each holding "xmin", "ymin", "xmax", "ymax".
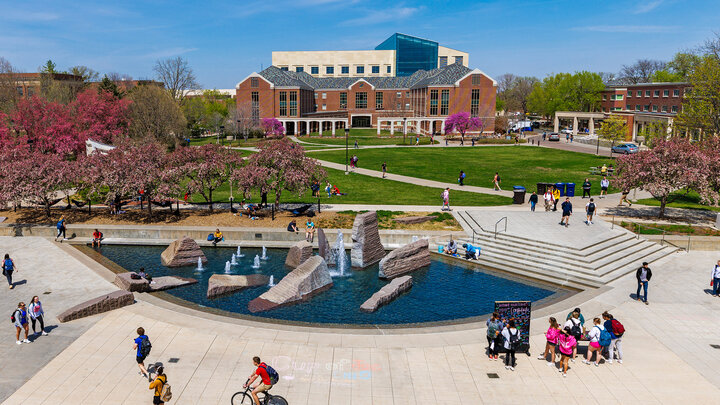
[
  {"xmin": 149, "ymin": 375, "xmax": 166, "ymax": 396},
  {"xmin": 552, "ymin": 189, "xmax": 560, "ymax": 200}
]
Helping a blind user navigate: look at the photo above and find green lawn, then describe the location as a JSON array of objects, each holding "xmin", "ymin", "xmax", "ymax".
[
  {"xmin": 635, "ymin": 191, "xmax": 720, "ymax": 212},
  {"xmin": 309, "ymin": 146, "xmax": 618, "ymax": 195},
  {"xmin": 188, "ymin": 137, "xmax": 263, "ymax": 147},
  {"xmin": 188, "ymin": 167, "xmax": 511, "ymax": 206},
  {"xmin": 296, "ymin": 129, "xmax": 434, "ymax": 146}
]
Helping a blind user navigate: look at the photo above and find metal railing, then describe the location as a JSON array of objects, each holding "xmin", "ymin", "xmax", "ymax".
[
  {"xmin": 494, "ymin": 217, "xmax": 508, "ymax": 239},
  {"xmin": 631, "ymin": 222, "xmax": 690, "ymax": 251}
]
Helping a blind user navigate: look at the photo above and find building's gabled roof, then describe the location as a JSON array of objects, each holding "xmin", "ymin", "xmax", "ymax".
[{"xmin": 256, "ymin": 62, "xmax": 483, "ymax": 91}]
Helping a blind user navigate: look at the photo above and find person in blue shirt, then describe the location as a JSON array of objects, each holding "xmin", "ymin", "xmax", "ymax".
[
  {"xmin": 13, "ymin": 302, "xmax": 30, "ymax": 345},
  {"xmin": 55, "ymin": 215, "xmax": 67, "ymax": 241},
  {"xmin": 560, "ymin": 198, "xmax": 572, "ymax": 227},
  {"xmin": 133, "ymin": 327, "xmax": 151, "ymax": 381},
  {"xmin": 462, "ymin": 243, "xmax": 480, "ymax": 260},
  {"xmin": 2, "ymin": 253, "xmax": 17, "ymax": 289}
]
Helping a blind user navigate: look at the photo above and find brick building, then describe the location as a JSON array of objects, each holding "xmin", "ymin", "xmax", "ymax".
[
  {"xmin": 235, "ymin": 62, "xmax": 496, "ymax": 136},
  {"xmin": 0, "ymin": 72, "xmax": 83, "ymax": 99}
]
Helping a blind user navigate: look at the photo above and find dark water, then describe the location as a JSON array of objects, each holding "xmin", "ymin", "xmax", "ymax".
[{"xmin": 98, "ymin": 245, "xmax": 557, "ymax": 325}]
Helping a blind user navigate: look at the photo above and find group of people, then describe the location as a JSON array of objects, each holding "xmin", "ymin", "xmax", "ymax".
[
  {"xmin": 287, "ymin": 218, "xmax": 316, "ymax": 243},
  {"xmin": 324, "ymin": 182, "xmax": 345, "ymax": 197},
  {"xmin": 12, "ymin": 297, "xmax": 49, "ymax": 345},
  {"xmin": 443, "ymin": 238, "xmax": 481, "ymax": 260}
]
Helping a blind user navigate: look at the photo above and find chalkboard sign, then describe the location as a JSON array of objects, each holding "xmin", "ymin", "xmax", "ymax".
[{"xmin": 494, "ymin": 301, "xmax": 532, "ymax": 352}]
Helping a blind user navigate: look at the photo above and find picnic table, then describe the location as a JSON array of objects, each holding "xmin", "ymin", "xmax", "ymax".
[{"xmin": 589, "ymin": 167, "xmax": 614, "ymax": 176}]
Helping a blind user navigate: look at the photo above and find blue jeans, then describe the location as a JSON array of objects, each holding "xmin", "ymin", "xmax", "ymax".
[
  {"xmin": 4, "ymin": 270, "xmax": 12, "ymax": 286},
  {"xmin": 636, "ymin": 281, "xmax": 648, "ymax": 302},
  {"xmin": 530, "ymin": 201, "xmax": 536, "ymax": 212},
  {"xmin": 713, "ymin": 278, "xmax": 720, "ymax": 295}
]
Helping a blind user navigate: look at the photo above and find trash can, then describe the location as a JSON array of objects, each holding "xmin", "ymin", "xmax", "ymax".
[
  {"xmin": 513, "ymin": 186, "xmax": 526, "ymax": 204},
  {"xmin": 555, "ymin": 182, "xmax": 566, "ymax": 197},
  {"xmin": 536, "ymin": 182, "xmax": 547, "ymax": 195},
  {"xmin": 566, "ymin": 183, "xmax": 576, "ymax": 197}
]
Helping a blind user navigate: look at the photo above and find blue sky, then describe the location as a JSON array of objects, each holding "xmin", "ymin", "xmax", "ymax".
[{"xmin": 0, "ymin": 0, "xmax": 717, "ymax": 88}]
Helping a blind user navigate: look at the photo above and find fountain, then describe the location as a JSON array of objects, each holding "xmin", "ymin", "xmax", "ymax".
[
  {"xmin": 268, "ymin": 275, "xmax": 275, "ymax": 287},
  {"xmin": 252, "ymin": 255, "xmax": 261, "ymax": 269},
  {"xmin": 230, "ymin": 254, "xmax": 238, "ymax": 265},
  {"xmin": 196, "ymin": 257, "xmax": 204, "ymax": 271},
  {"xmin": 236, "ymin": 246, "xmax": 245, "ymax": 258},
  {"xmin": 329, "ymin": 232, "xmax": 348, "ymax": 277},
  {"xmin": 261, "ymin": 246, "xmax": 268, "ymax": 260},
  {"xmin": 224, "ymin": 261, "xmax": 232, "ymax": 274},
  {"xmin": 411, "ymin": 235, "xmax": 419, "ymax": 243}
]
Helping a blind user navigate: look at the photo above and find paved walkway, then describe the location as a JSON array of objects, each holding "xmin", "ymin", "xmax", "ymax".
[{"xmin": 2, "ymin": 237, "xmax": 720, "ymax": 404}]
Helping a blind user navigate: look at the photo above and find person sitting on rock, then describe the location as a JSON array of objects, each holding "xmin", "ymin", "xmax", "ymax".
[
  {"xmin": 137, "ymin": 267, "xmax": 153, "ymax": 283},
  {"xmin": 462, "ymin": 243, "xmax": 481, "ymax": 260},
  {"xmin": 445, "ymin": 239, "xmax": 458, "ymax": 255}
]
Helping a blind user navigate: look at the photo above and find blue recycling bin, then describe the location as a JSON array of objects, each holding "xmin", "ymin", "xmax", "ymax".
[
  {"xmin": 566, "ymin": 183, "xmax": 576, "ymax": 197},
  {"xmin": 555, "ymin": 182, "xmax": 566, "ymax": 197}
]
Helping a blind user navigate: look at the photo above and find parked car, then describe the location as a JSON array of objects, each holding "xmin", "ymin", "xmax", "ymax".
[
  {"xmin": 548, "ymin": 133, "xmax": 560, "ymax": 141},
  {"xmin": 611, "ymin": 143, "xmax": 639, "ymax": 154}
]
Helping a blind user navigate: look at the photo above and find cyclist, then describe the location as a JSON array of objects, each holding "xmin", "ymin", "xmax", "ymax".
[{"xmin": 244, "ymin": 356, "xmax": 273, "ymax": 405}]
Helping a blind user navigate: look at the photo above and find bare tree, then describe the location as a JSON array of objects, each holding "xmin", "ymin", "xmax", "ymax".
[
  {"xmin": 128, "ymin": 85, "xmax": 187, "ymax": 148},
  {"xmin": 0, "ymin": 56, "xmax": 19, "ymax": 112},
  {"xmin": 229, "ymin": 101, "xmax": 255, "ymax": 140},
  {"xmin": 702, "ymin": 32, "xmax": 720, "ymax": 59},
  {"xmin": 496, "ymin": 74, "xmax": 537, "ymax": 114},
  {"xmin": 618, "ymin": 59, "xmax": 667, "ymax": 84},
  {"xmin": 599, "ymin": 72, "xmax": 618, "ymax": 85},
  {"xmin": 153, "ymin": 56, "xmax": 199, "ymax": 104}
]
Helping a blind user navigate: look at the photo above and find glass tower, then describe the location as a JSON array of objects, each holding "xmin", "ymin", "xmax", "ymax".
[{"xmin": 376, "ymin": 33, "xmax": 438, "ymax": 77}]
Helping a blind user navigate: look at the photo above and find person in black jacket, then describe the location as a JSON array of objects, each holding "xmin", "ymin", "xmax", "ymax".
[
  {"xmin": 582, "ymin": 178, "xmax": 592, "ymax": 198},
  {"xmin": 635, "ymin": 262, "xmax": 652, "ymax": 304}
]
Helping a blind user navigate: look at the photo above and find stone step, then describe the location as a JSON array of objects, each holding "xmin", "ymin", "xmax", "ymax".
[{"xmin": 597, "ymin": 246, "xmax": 678, "ymax": 284}]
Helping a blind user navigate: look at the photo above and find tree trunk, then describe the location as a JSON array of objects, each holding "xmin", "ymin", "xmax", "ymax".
[
  {"xmin": 147, "ymin": 197, "xmax": 153, "ymax": 218},
  {"xmin": 208, "ymin": 189, "xmax": 213, "ymax": 211},
  {"xmin": 45, "ymin": 200, "xmax": 51, "ymax": 218},
  {"xmin": 659, "ymin": 196, "xmax": 667, "ymax": 218},
  {"xmin": 275, "ymin": 191, "xmax": 281, "ymax": 209}
]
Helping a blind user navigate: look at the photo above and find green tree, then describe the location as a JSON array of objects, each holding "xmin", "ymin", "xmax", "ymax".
[
  {"xmin": 128, "ymin": 85, "xmax": 187, "ymax": 148},
  {"xmin": 39, "ymin": 59, "xmax": 57, "ymax": 74},
  {"xmin": 638, "ymin": 121, "xmax": 668, "ymax": 147},
  {"xmin": 69, "ymin": 65, "xmax": 99, "ymax": 83},
  {"xmin": 527, "ymin": 71, "xmax": 604, "ymax": 117},
  {"xmin": 676, "ymin": 55, "xmax": 720, "ymax": 135},
  {"xmin": 649, "ymin": 52, "xmax": 702, "ymax": 82},
  {"xmin": 597, "ymin": 115, "xmax": 628, "ymax": 142},
  {"xmin": 98, "ymin": 76, "xmax": 123, "ymax": 98}
]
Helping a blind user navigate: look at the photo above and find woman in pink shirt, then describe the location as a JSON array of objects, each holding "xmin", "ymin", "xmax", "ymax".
[
  {"xmin": 537, "ymin": 317, "xmax": 560, "ymax": 365},
  {"xmin": 557, "ymin": 327, "xmax": 577, "ymax": 377}
]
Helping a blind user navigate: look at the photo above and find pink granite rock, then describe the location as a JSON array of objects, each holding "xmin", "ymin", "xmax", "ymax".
[
  {"xmin": 360, "ymin": 275, "xmax": 413, "ymax": 313},
  {"xmin": 207, "ymin": 274, "xmax": 270, "ymax": 299},
  {"xmin": 285, "ymin": 240, "xmax": 313, "ymax": 268},
  {"xmin": 161, "ymin": 237, "xmax": 207, "ymax": 267},
  {"xmin": 351, "ymin": 211, "xmax": 385, "ymax": 268},
  {"xmin": 378, "ymin": 239, "xmax": 430, "ymax": 279}
]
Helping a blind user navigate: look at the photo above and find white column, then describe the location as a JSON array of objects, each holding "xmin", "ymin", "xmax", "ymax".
[
  {"xmin": 403, "ymin": 120, "xmax": 408, "ymax": 136},
  {"xmin": 332, "ymin": 121, "xmax": 336, "ymax": 136},
  {"xmin": 377, "ymin": 120, "xmax": 381, "ymax": 135},
  {"xmin": 390, "ymin": 121, "xmax": 395, "ymax": 135},
  {"xmin": 319, "ymin": 121, "xmax": 323, "ymax": 136},
  {"xmin": 554, "ymin": 116, "xmax": 559, "ymax": 133},
  {"xmin": 441, "ymin": 120, "xmax": 446, "ymax": 135},
  {"xmin": 589, "ymin": 117, "xmax": 595, "ymax": 135},
  {"xmin": 572, "ymin": 116, "xmax": 578, "ymax": 136}
]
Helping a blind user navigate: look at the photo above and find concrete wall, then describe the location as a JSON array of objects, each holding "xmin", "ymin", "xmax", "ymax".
[
  {"xmin": 272, "ymin": 50, "xmax": 395, "ymax": 77},
  {"xmin": 642, "ymin": 234, "xmax": 720, "ymax": 252},
  {"xmin": 438, "ymin": 46, "xmax": 469, "ymax": 67}
]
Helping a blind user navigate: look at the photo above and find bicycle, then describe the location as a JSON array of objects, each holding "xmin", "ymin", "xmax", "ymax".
[{"xmin": 231, "ymin": 379, "xmax": 288, "ymax": 405}]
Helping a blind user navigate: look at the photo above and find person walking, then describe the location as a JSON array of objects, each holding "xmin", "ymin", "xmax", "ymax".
[
  {"xmin": 582, "ymin": 178, "xmax": 592, "ymax": 199},
  {"xmin": 618, "ymin": 189, "xmax": 633, "ymax": 206},
  {"xmin": 148, "ymin": 366, "xmax": 168, "ymax": 404},
  {"xmin": 636, "ymin": 261, "xmax": 652, "ymax": 304},
  {"xmin": 2, "ymin": 253, "xmax": 17, "ymax": 289},
  {"xmin": 55, "ymin": 215, "xmax": 67, "ymax": 242},
  {"xmin": 13, "ymin": 302, "xmax": 31, "ymax": 345},
  {"xmin": 560, "ymin": 197, "xmax": 572, "ymax": 227},
  {"xmin": 28, "ymin": 296, "xmax": 48, "ymax": 337},
  {"xmin": 458, "ymin": 170, "xmax": 466, "ymax": 186},
  {"xmin": 529, "ymin": 192, "xmax": 538, "ymax": 212},
  {"xmin": 600, "ymin": 177, "xmax": 609, "ymax": 199},
  {"xmin": 543, "ymin": 189, "xmax": 554, "ymax": 211},
  {"xmin": 585, "ymin": 198, "xmax": 596, "ymax": 225},
  {"xmin": 552, "ymin": 186, "xmax": 561, "ymax": 211},
  {"xmin": 584, "ymin": 318, "xmax": 605, "ymax": 366},
  {"xmin": 602, "ymin": 311, "xmax": 624, "ymax": 364},
  {"xmin": 493, "ymin": 172, "xmax": 502, "ymax": 191},
  {"xmin": 381, "ymin": 162, "xmax": 387, "ymax": 179},
  {"xmin": 564, "ymin": 310, "xmax": 584, "ymax": 361},
  {"xmin": 557, "ymin": 327, "xmax": 577, "ymax": 377},
  {"xmin": 354, "ymin": 140, "xmax": 359, "ymax": 149},
  {"xmin": 441, "ymin": 188, "xmax": 450, "ymax": 211},
  {"xmin": 537, "ymin": 317, "xmax": 560, "ymax": 366},
  {"xmin": 134, "ymin": 327, "xmax": 152, "ymax": 381},
  {"xmin": 486, "ymin": 312, "xmax": 503, "ymax": 361},
  {"xmin": 502, "ymin": 320, "xmax": 520, "ymax": 371},
  {"xmin": 712, "ymin": 260, "xmax": 720, "ymax": 296}
]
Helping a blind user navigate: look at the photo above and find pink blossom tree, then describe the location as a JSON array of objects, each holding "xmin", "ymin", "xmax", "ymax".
[
  {"xmin": 699, "ymin": 136, "xmax": 720, "ymax": 205},
  {"xmin": 170, "ymin": 144, "xmax": 244, "ymax": 210},
  {"xmin": 70, "ymin": 88, "xmax": 132, "ymax": 145},
  {"xmin": 236, "ymin": 138, "xmax": 325, "ymax": 208},
  {"xmin": 444, "ymin": 112, "xmax": 483, "ymax": 144},
  {"xmin": 9, "ymin": 97, "xmax": 79, "ymax": 155},
  {"xmin": 261, "ymin": 118, "xmax": 285, "ymax": 138},
  {"xmin": 616, "ymin": 138, "xmax": 709, "ymax": 218}
]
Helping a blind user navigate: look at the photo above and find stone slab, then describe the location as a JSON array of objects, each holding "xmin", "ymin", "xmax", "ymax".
[
  {"xmin": 160, "ymin": 236, "xmax": 207, "ymax": 267},
  {"xmin": 351, "ymin": 211, "xmax": 385, "ymax": 268},
  {"xmin": 392, "ymin": 215, "xmax": 433, "ymax": 224},
  {"xmin": 57, "ymin": 290, "xmax": 134, "ymax": 323},
  {"xmin": 360, "ymin": 275, "xmax": 413, "ymax": 312},
  {"xmin": 318, "ymin": 228, "xmax": 331, "ymax": 261},
  {"xmin": 207, "ymin": 274, "xmax": 270, "ymax": 299},
  {"xmin": 248, "ymin": 256, "xmax": 333, "ymax": 313},
  {"xmin": 148, "ymin": 276, "xmax": 198, "ymax": 292},
  {"xmin": 113, "ymin": 272, "xmax": 150, "ymax": 292},
  {"xmin": 378, "ymin": 239, "xmax": 430, "ymax": 279},
  {"xmin": 285, "ymin": 240, "xmax": 314, "ymax": 268}
]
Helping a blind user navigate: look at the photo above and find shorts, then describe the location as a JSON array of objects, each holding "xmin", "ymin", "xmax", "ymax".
[
  {"xmin": 153, "ymin": 395, "xmax": 164, "ymax": 404},
  {"xmin": 136, "ymin": 355, "xmax": 147, "ymax": 364},
  {"xmin": 255, "ymin": 383, "xmax": 272, "ymax": 393},
  {"xmin": 601, "ymin": 187, "xmax": 608, "ymax": 191},
  {"xmin": 589, "ymin": 341, "xmax": 601, "ymax": 349},
  {"xmin": 561, "ymin": 353, "xmax": 572, "ymax": 358},
  {"xmin": 547, "ymin": 341, "xmax": 556, "ymax": 347}
]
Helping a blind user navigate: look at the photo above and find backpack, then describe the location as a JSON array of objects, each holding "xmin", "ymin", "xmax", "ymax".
[
  {"xmin": 3, "ymin": 258, "xmax": 13, "ymax": 272},
  {"xmin": 487, "ymin": 321, "xmax": 499, "ymax": 338},
  {"xmin": 259, "ymin": 363, "xmax": 279, "ymax": 385},
  {"xmin": 611, "ymin": 319, "xmax": 625, "ymax": 337},
  {"xmin": 508, "ymin": 329, "xmax": 521, "ymax": 350},
  {"xmin": 597, "ymin": 326, "xmax": 612, "ymax": 347},
  {"xmin": 10, "ymin": 309, "xmax": 19, "ymax": 323},
  {"xmin": 587, "ymin": 203, "xmax": 595, "ymax": 212},
  {"xmin": 569, "ymin": 318, "xmax": 582, "ymax": 338},
  {"xmin": 139, "ymin": 336, "xmax": 152, "ymax": 357},
  {"xmin": 159, "ymin": 377, "xmax": 172, "ymax": 402},
  {"xmin": 207, "ymin": 234, "xmax": 214, "ymax": 241}
]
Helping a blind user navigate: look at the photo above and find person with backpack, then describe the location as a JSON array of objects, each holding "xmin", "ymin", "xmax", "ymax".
[
  {"xmin": 636, "ymin": 262, "xmax": 652, "ymax": 305},
  {"xmin": 493, "ymin": 172, "xmax": 501, "ymax": 191},
  {"xmin": 585, "ymin": 198, "xmax": 596, "ymax": 225},
  {"xmin": 133, "ymin": 327, "xmax": 152, "ymax": 381},
  {"xmin": 55, "ymin": 215, "xmax": 67, "ymax": 242},
  {"xmin": 485, "ymin": 312, "xmax": 503, "ymax": 361},
  {"xmin": 458, "ymin": 170, "xmax": 466, "ymax": 186},
  {"xmin": 564, "ymin": 311, "xmax": 584, "ymax": 361},
  {"xmin": 501, "ymin": 320, "xmax": 520, "ymax": 371},
  {"xmin": 2, "ymin": 253, "xmax": 17, "ymax": 289},
  {"xmin": 245, "ymin": 356, "xmax": 279, "ymax": 405},
  {"xmin": 602, "ymin": 311, "xmax": 624, "ymax": 364},
  {"xmin": 537, "ymin": 317, "xmax": 560, "ymax": 366},
  {"xmin": 149, "ymin": 365, "xmax": 171, "ymax": 404},
  {"xmin": 28, "ymin": 296, "xmax": 48, "ymax": 337},
  {"xmin": 712, "ymin": 260, "xmax": 720, "ymax": 296},
  {"xmin": 584, "ymin": 317, "xmax": 610, "ymax": 366},
  {"xmin": 557, "ymin": 327, "xmax": 577, "ymax": 377},
  {"xmin": 13, "ymin": 302, "xmax": 31, "ymax": 345}
]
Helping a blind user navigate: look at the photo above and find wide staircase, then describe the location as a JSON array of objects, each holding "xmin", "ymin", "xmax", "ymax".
[{"xmin": 444, "ymin": 210, "xmax": 679, "ymax": 290}]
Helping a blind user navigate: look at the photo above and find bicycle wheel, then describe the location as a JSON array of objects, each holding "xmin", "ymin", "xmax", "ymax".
[
  {"xmin": 267, "ymin": 395, "xmax": 288, "ymax": 405},
  {"xmin": 231, "ymin": 391, "xmax": 254, "ymax": 405}
]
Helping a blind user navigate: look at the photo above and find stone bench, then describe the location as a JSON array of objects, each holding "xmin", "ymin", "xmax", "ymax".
[{"xmin": 58, "ymin": 290, "xmax": 134, "ymax": 322}]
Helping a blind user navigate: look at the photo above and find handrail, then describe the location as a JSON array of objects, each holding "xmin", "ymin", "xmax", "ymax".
[
  {"xmin": 632, "ymin": 222, "xmax": 666, "ymax": 246},
  {"xmin": 494, "ymin": 216, "xmax": 508, "ymax": 239}
]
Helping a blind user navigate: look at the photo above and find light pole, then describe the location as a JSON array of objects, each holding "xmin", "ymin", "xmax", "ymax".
[
  {"xmin": 345, "ymin": 126, "xmax": 350, "ymax": 175},
  {"xmin": 403, "ymin": 117, "xmax": 407, "ymax": 144},
  {"xmin": 219, "ymin": 125, "xmax": 225, "ymax": 146}
]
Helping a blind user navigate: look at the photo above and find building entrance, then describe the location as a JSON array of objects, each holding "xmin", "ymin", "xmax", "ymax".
[{"xmin": 352, "ymin": 116, "xmax": 371, "ymax": 128}]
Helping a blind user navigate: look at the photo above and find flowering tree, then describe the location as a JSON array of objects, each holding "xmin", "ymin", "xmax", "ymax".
[
  {"xmin": 616, "ymin": 138, "xmax": 708, "ymax": 217},
  {"xmin": 444, "ymin": 112, "xmax": 483, "ymax": 144},
  {"xmin": 699, "ymin": 136, "xmax": 720, "ymax": 205},
  {"xmin": 170, "ymin": 144, "xmax": 243, "ymax": 210},
  {"xmin": 70, "ymin": 88, "xmax": 131, "ymax": 145},
  {"xmin": 9, "ymin": 97, "xmax": 78, "ymax": 155},
  {"xmin": 236, "ymin": 138, "xmax": 325, "ymax": 208},
  {"xmin": 261, "ymin": 118, "xmax": 285, "ymax": 138}
]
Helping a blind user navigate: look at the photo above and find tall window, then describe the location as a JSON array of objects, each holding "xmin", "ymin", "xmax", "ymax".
[
  {"xmin": 251, "ymin": 92, "xmax": 259, "ymax": 123},
  {"xmin": 440, "ymin": 90, "xmax": 449, "ymax": 115},
  {"xmin": 250, "ymin": 77, "xmax": 258, "ymax": 88},
  {"xmin": 645, "ymin": 90, "xmax": 651, "ymax": 97},
  {"xmin": 376, "ymin": 92, "xmax": 383, "ymax": 110},
  {"xmin": 355, "ymin": 92, "xmax": 367, "ymax": 109},
  {"xmin": 654, "ymin": 90, "xmax": 660, "ymax": 97},
  {"xmin": 16, "ymin": 86, "xmax": 23, "ymax": 96},
  {"xmin": 289, "ymin": 91, "xmax": 297, "ymax": 116},
  {"xmin": 663, "ymin": 89, "xmax": 669, "ymax": 97},
  {"xmin": 340, "ymin": 92, "xmax": 347, "ymax": 109},
  {"xmin": 439, "ymin": 56, "xmax": 448, "ymax": 67},
  {"xmin": 627, "ymin": 90, "xmax": 632, "ymax": 98},
  {"xmin": 279, "ymin": 91, "xmax": 287, "ymax": 116},
  {"xmin": 430, "ymin": 90, "xmax": 438, "ymax": 115},
  {"xmin": 637, "ymin": 90, "xmax": 642, "ymax": 97},
  {"xmin": 471, "ymin": 89, "xmax": 480, "ymax": 117},
  {"xmin": 386, "ymin": 66, "xmax": 391, "ymax": 73},
  {"xmin": 673, "ymin": 89, "xmax": 680, "ymax": 97}
]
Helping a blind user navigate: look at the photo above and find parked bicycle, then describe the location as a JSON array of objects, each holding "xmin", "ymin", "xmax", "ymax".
[{"xmin": 231, "ymin": 379, "xmax": 287, "ymax": 405}]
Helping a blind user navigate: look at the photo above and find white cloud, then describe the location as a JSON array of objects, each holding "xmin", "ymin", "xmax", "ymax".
[
  {"xmin": 0, "ymin": 10, "xmax": 59, "ymax": 22},
  {"xmin": 341, "ymin": 6, "xmax": 420, "ymax": 26},
  {"xmin": 573, "ymin": 25, "xmax": 679, "ymax": 33},
  {"xmin": 634, "ymin": 0, "xmax": 663, "ymax": 14}
]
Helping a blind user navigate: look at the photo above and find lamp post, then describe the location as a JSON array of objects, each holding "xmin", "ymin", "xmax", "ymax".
[
  {"xmin": 219, "ymin": 125, "xmax": 225, "ymax": 146},
  {"xmin": 403, "ymin": 117, "xmax": 407, "ymax": 144},
  {"xmin": 345, "ymin": 126, "xmax": 350, "ymax": 175}
]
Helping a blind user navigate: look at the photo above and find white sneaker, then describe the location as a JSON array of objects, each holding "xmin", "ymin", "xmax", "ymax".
[
  {"xmin": 607, "ymin": 360, "xmax": 613, "ymax": 364},
  {"xmin": 16, "ymin": 340, "xmax": 21, "ymax": 345},
  {"xmin": 570, "ymin": 358, "xmax": 575, "ymax": 363},
  {"xmin": 582, "ymin": 359, "xmax": 589, "ymax": 364},
  {"xmin": 22, "ymin": 339, "xmax": 30, "ymax": 343},
  {"xmin": 618, "ymin": 360, "xmax": 622, "ymax": 364},
  {"xmin": 41, "ymin": 331, "xmax": 48, "ymax": 336},
  {"xmin": 537, "ymin": 355, "xmax": 545, "ymax": 360},
  {"xmin": 505, "ymin": 365, "xmax": 510, "ymax": 370},
  {"xmin": 594, "ymin": 362, "xmax": 599, "ymax": 367},
  {"xmin": 547, "ymin": 362, "xmax": 553, "ymax": 366},
  {"xmin": 563, "ymin": 373, "xmax": 567, "ymax": 377},
  {"xmin": 509, "ymin": 366, "xmax": 515, "ymax": 371}
]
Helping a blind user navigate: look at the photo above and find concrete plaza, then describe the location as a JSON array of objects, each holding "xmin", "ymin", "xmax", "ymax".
[{"xmin": 1, "ymin": 235, "xmax": 720, "ymax": 404}]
